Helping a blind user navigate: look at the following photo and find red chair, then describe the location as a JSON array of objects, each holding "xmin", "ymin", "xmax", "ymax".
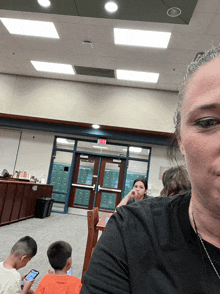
[{"xmin": 81, "ymin": 207, "xmax": 99, "ymax": 283}]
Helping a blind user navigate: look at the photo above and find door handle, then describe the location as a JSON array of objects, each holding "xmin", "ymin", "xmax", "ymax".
[
  {"xmin": 72, "ymin": 183, "xmax": 95, "ymax": 190},
  {"xmin": 98, "ymin": 185, "xmax": 121, "ymax": 193}
]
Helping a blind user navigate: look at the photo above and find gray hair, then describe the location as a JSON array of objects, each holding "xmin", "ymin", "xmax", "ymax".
[
  {"xmin": 174, "ymin": 46, "xmax": 220, "ymax": 132},
  {"xmin": 11, "ymin": 236, "xmax": 37, "ymax": 258}
]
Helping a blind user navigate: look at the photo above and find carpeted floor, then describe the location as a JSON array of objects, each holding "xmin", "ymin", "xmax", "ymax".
[{"xmin": 0, "ymin": 212, "xmax": 89, "ymax": 289}]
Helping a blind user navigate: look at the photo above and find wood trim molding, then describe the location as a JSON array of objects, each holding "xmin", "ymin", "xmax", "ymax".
[{"xmin": 0, "ymin": 113, "xmax": 173, "ymax": 138}]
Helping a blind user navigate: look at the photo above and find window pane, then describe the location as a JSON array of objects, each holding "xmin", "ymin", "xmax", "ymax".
[
  {"xmin": 52, "ymin": 193, "xmax": 66, "ymax": 203},
  {"xmin": 49, "ymin": 152, "xmax": 73, "ymax": 206},
  {"xmin": 77, "ymin": 159, "xmax": 94, "ymax": 185},
  {"xmin": 56, "ymin": 137, "xmax": 75, "ymax": 150},
  {"xmin": 100, "ymin": 192, "xmax": 116, "ymax": 211},
  {"xmin": 129, "ymin": 147, "xmax": 150, "ymax": 160},
  {"xmin": 103, "ymin": 162, "xmax": 120, "ymax": 188},
  {"xmin": 74, "ymin": 188, "xmax": 91, "ymax": 207},
  {"xmin": 77, "ymin": 141, "xmax": 127, "ymax": 157}
]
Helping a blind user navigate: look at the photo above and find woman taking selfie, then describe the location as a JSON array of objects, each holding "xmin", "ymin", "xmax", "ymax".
[{"xmin": 80, "ymin": 47, "xmax": 220, "ymax": 293}]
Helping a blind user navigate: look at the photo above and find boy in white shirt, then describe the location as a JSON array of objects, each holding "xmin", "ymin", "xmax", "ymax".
[{"xmin": 0, "ymin": 236, "xmax": 37, "ymax": 294}]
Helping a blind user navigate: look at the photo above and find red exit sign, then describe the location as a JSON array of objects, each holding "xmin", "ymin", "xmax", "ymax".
[{"xmin": 98, "ymin": 139, "xmax": 106, "ymax": 145}]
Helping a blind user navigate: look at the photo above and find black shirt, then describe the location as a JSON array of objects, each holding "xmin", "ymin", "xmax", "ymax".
[
  {"xmin": 81, "ymin": 193, "xmax": 220, "ymax": 293},
  {"xmin": 127, "ymin": 194, "xmax": 151, "ymax": 205}
]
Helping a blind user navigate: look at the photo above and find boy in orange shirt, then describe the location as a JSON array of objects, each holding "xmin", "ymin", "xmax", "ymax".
[{"xmin": 36, "ymin": 241, "xmax": 82, "ymax": 294}]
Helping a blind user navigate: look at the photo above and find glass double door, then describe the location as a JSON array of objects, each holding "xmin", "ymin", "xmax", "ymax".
[{"xmin": 68, "ymin": 154, "xmax": 125, "ymax": 211}]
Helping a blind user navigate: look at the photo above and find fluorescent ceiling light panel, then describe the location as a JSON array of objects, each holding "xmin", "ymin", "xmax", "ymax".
[
  {"xmin": 114, "ymin": 28, "xmax": 171, "ymax": 48},
  {"xmin": 31, "ymin": 61, "xmax": 75, "ymax": 75},
  {"xmin": 116, "ymin": 69, "xmax": 159, "ymax": 83},
  {"xmin": 0, "ymin": 18, "xmax": 59, "ymax": 38}
]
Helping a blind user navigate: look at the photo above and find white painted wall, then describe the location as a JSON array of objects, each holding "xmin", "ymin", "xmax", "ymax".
[
  {"xmin": 147, "ymin": 145, "xmax": 172, "ymax": 196},
  {"xmin": 15, "ymin": 130, "xmax": 54, "ymax": 182},
  {"xmin": 0, "ymin": 128, "xmax": 54, "ymax": 182},
  {"xmin": 148, "ymin": 144, "xmax": 185, "ymax": 196},
  {"xmin": 0, "ymin": 128, "xmax": 21, "ymax": 174},
  {"xmin": 0, "ymin": 73, "xmax": 178, "ymax": 133}
]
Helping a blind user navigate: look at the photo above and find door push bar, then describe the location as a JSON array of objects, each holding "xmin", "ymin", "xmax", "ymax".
[
  {"xmin": 72, "ymin": 183, "xmax": 95, "ymax": 190},
  {"xmin": 98, "ymin": 185, "xmax": 121, "ymax": 193}
]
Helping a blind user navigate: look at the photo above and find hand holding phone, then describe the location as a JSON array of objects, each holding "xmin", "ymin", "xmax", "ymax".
[{"xmin": 21, "ymin": 269, "xmax": 39, "ymax": 289}]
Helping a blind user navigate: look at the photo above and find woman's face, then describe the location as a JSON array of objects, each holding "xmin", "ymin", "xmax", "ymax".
[
  {"xmin": 133, "ymin": 181, "xmax": 147, "ymax": 197},
  {"xmin": 178, "ymin": 57, "xmax": 220, "ymax": 210}
]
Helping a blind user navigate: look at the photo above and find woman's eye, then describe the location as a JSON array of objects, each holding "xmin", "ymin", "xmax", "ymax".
[{"xmin": 195, "ymin": 118, "xmax": 219, "ymax": 129}]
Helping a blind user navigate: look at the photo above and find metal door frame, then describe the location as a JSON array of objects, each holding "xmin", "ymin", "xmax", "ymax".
[{"xmin": 47, "ymin": 136, "xmax": 152, "ymax": 213}]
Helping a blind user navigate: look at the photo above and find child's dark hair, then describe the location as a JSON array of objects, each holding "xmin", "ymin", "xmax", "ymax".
[
  {"xmin": 11, "ymin": 236, "xmax": 37, "ymax": 258},
  {"xmin": 133, "ymin": 177, "xmax": 148, "ymax": 190},
  {"xmin": 47, "ymin": 241, "xmax": 72, "ymax": 270}
]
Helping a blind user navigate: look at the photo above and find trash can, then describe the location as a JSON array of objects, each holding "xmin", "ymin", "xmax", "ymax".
[
  {"xmin": 46, "ymin": 198, "xmax": 54, "ymax": 217},
  {"xmin": 34, "ymin": 198, "xmax": 51, "ymax": 219}
]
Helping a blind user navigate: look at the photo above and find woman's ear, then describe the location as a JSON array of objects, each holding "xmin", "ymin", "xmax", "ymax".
[{"xmin": 176, "ymin": 130, "xmax": 185, "ymax": 158}]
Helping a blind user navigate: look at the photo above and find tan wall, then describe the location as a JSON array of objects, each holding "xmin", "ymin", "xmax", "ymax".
[
  {"xmin": 0, "ymin": 73, "xmax": 178, "ymax": 133},
  {"xmin": 15, "ymin": 130, "xmax": 54, "ymax": 182}
]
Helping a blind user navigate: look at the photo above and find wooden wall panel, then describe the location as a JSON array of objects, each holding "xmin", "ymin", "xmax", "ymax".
[
  {"xmin": 26, "ymin": 185, "xmax": 38, "ymax": 218},
  {"xmin": 19, "ymin": 184, "xmax": 29, "ymax": 220},
  {"xmin": 10, "ymin": 184, "xmax": 25, "ymax": 222},
  {"xmin": 0, "ymin": 183, "xmax": 7, "ymax": 223},
  {"xmin": 1, "ymin": 183, "xmax": 16, "ymax": 225},
  {"xmin": 0, "ymin": 181, "xmax": 53, "ymax": 226}
]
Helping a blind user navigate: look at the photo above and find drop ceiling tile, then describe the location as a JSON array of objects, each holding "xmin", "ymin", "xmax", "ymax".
[
  {"xmin": 194, "ymin": 0, "xmax": 220, "ymax": 13},
  {"xmin": 75, "ymin": 0, "xmax": 193, "ymax": 24},
  {"xmin": 155, "ymin": 83, "xmax": 178, "ymax": 91},
  {"xmin": 158, "ymin": 73, "xmax": 185, "ymax": 85},
  {"xmin": 187, "ymin": 11, "xmax": 214, "ymax": 34},
  {"xmin": 169, "ymin": 32, "xmax": 210, "ymax": 50},
  {"xmin": 0, "ymin": 0, "xmax": 78, "ymax": 16},
  {"xmin": 0, "ymin": 9, "xmax": 24, "ymax": 18},
  {"xmin": 0, "ymin": 0, "xmax": 219, "ymax": 93},
  {"xmin": 205, "ymin": 15, "xmax": 220, "ymax": 35},
  {"xmin": 162, "ymin": 0, "xmax": 198, "ymax": 24}
]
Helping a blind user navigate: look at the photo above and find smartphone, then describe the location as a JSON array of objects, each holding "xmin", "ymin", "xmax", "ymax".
[{"xmin": 21, "ymin": 269, "xmax": 39, "ymax": 289}]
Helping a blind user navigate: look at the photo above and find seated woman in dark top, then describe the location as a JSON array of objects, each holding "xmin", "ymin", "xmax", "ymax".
[
  {"xmin": 160, "ymin": 166, "xmax": 191, "ymax": 197},
  {"xmin": 116, "ymin": 176, "xmax": 148, "ymax": 208}
]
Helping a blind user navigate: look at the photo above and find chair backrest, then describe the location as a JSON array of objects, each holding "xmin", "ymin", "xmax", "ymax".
[{"xmin": 81, "ymin": 207, "xmax": 99, "ymax": 282}]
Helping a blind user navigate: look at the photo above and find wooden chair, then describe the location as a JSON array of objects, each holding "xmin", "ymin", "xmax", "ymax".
[{"xmin": 81, "ymin": 207, "xmax": 99, "ymax": 283}]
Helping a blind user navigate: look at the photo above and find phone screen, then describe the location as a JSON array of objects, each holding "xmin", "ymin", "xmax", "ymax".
[
  {"xmin": 25, "ymin": 269, "xmax": 39, "ymax": 281},
  {"xmin": 67, "ymin": 267, "xmax": 72, "ymax": 275},
  {"xmin": 21, "ymin": 269, "xmax": 39, "ymax": 288}
]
